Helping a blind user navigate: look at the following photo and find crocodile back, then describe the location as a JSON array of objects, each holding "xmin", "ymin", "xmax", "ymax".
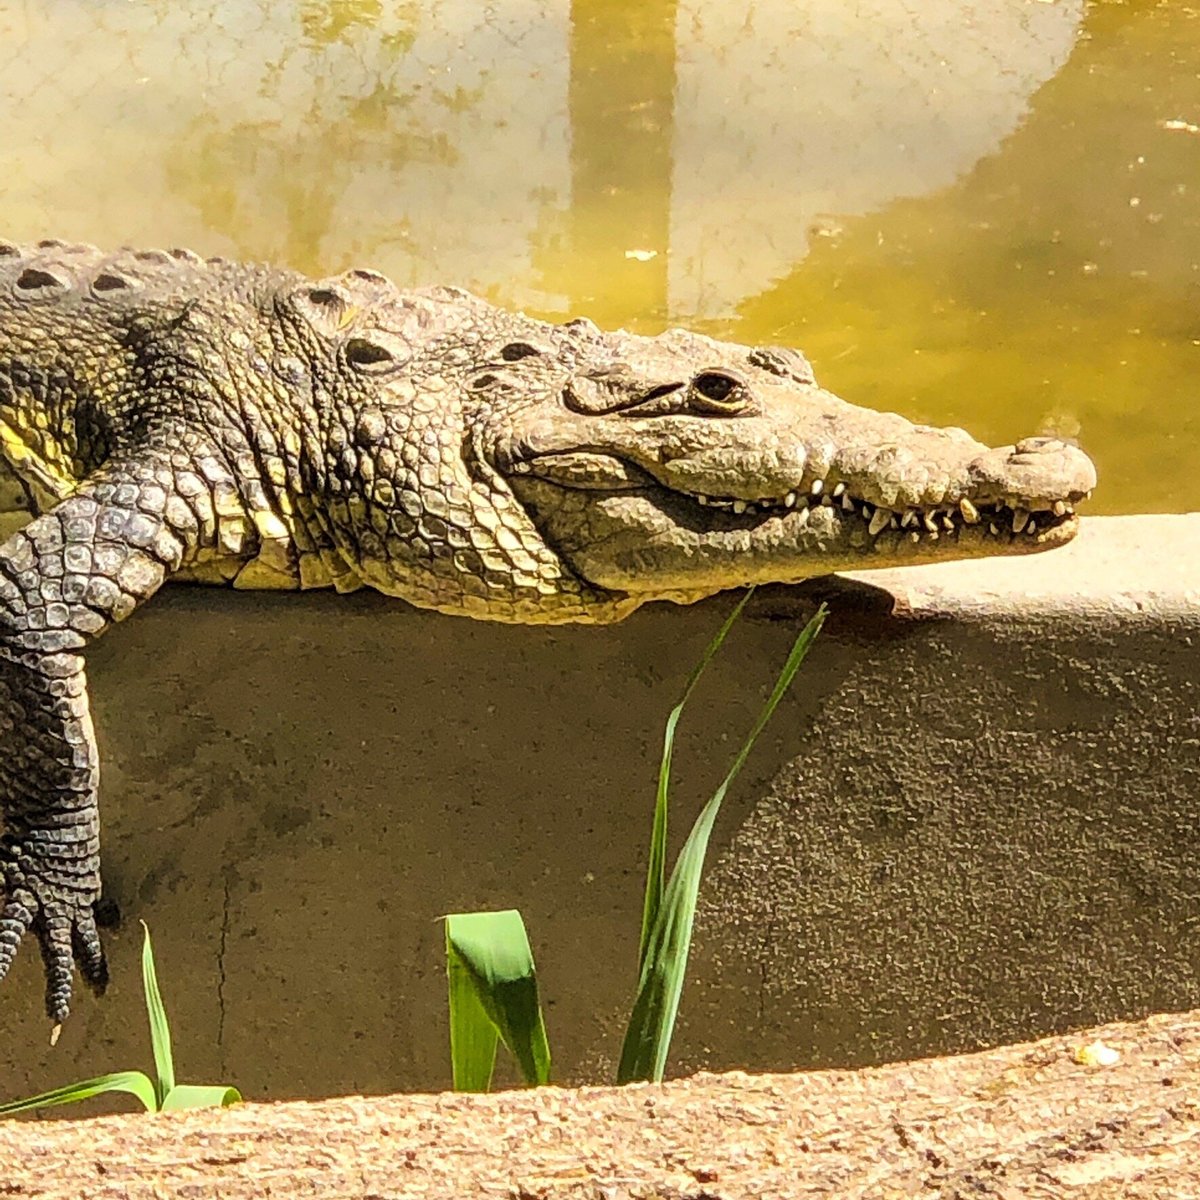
[{"xmin": 0, "ymin": 239, "xmax": 287, "ymax": 515}]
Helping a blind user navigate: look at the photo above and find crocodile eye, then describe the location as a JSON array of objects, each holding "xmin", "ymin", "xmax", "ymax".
[{"xmin": 689, "ymin": 370, "xmax": 747, "ymax": 412}]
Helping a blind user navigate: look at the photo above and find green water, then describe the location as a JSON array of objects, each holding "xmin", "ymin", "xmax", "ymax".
[{"xmin": 0, "ymin": 0, "xmax": 1195, "ymax": 514}]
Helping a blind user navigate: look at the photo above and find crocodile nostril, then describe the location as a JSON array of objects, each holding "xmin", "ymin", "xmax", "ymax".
[{"xmin": 1015, "ymin": 436, "xmax": 1068, "ymax": 454}]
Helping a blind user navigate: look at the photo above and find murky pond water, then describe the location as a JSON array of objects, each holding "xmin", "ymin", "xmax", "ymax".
[{"xmin": 0, "ymin": 0, "xmax": 1195, "ymax": 513}]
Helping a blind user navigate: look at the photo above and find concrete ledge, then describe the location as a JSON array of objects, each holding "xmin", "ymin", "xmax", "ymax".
[
  {"xmin": 0, "ymin": 1008, "xmax": 1197, "ymax": 1198},
  {"xmin": 0, "ymin": 515, "xmax": 1197, "ymax": 1104},
  {"xmin": 849, "ymin": 513, "xmax": 1200, "ymax": 619}
]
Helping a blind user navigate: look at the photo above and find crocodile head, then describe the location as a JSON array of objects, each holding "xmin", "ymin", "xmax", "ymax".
[{"xmin": 471, "ymin": 320, "xmax": 1095, "ymax": 608}]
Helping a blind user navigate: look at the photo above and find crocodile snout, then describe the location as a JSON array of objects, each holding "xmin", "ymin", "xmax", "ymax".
[{"xmin": 968, "ymin": 437, "xmax": 1096, "ymax": 509}]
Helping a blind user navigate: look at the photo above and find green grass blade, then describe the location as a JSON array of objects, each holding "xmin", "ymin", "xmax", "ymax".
[
  {"xmin": 0, "ymin": 1071, "xmax": 157, "ymax": 1117},
  {"xmin": 161, "ymin": 1084, "xmax": 242, "ymax": 1111},
  {"xmin": 140, "ymin": 922, "xmax": 175, "ymax": 1106},
  {"xmin": 619, "ymin": 604, "xmax": 827, "ymax": 1084},
  {"xmin": 639, "ymin": 589, "xmax": 756, "ymax": 970},
  {"xmin": 447, "ymin": 933, "xmax": 501, "ymax": 1092},
  {"xmin": 445, "ymin": 910, "xmax": 551, "ymax": 1089}
]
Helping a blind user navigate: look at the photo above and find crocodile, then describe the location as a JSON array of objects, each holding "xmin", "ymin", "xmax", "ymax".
[{"xmin": 0, "ymin": 238, "xmax": 1095, "ymax": 1029}]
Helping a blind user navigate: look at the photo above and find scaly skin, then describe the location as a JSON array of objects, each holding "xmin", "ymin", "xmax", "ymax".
[{"xmin": 0, "ymin": 238, "xmax": 1095, "ymax": 1027}]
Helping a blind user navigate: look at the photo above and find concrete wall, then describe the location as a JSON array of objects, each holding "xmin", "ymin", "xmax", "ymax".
[{"xmin": 0, "ymin": 516, "xmax": 1197, "ymax": 1106}]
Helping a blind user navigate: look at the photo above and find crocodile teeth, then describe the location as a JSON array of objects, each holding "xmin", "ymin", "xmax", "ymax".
[
  {"xmin": 908, "ymin": 531, "xmax": 920, "ymax": 544},
  {"xmin": 697, "ymin": 494, "xmax": 710, "ymax": 505},
  {"xmin": 810, "ymin": 479, "xmax": 824, "ymax": 498},
  {"xmin": 811, "ymin": 495, "xmax": 1077, "ymax": 539},
  {"xmin": 783, "ymin": 491, "xmax": 797, "ymax": 508},
  {"xmin": 732, "ymin": 499, "xmax": 747, "ymax": 515}
]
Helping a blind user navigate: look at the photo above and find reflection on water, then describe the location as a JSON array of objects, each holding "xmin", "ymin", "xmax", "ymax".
[
  {"xmin": 0, "ymin": 0, "xmax": 1195, "ymax": 512},
  {"xmin": 670, "ymin": 0, "xmax": 1083, "ymax": 320}
]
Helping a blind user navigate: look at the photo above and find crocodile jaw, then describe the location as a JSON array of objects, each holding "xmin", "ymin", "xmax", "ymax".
[{"xmin": 509, "ymin": 436, "xmax": 1095, "ymax": 598}]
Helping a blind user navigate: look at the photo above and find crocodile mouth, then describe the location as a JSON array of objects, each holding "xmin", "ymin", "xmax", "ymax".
[
  {"xmin": 663, "ymin": 483, "xmax": 1079, "ymax": 545},
  {"xmin": 509, "ymin": 453, "xmax": 1083, "ymax": 550}
]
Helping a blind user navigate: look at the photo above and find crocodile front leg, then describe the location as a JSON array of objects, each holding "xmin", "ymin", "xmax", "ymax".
[{"xmin": 0, "ymin": 459, "xmax": 196, "ymax": 1026}]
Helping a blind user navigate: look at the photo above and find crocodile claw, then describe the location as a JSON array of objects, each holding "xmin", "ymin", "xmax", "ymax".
[{"xmin": 0, "ymin": 843, "xmax": 107, "ymax": 1025}]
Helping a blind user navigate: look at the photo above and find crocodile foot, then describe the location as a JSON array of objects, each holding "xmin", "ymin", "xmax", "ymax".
[{"xmin": 0, "ymin": 839, "xmax": 108, "ymax": 1027}]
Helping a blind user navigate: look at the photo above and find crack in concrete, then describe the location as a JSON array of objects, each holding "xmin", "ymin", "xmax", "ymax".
[{"xmin": 217, "ymin": 872, "xmax": 231, "ymax": 1071}]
